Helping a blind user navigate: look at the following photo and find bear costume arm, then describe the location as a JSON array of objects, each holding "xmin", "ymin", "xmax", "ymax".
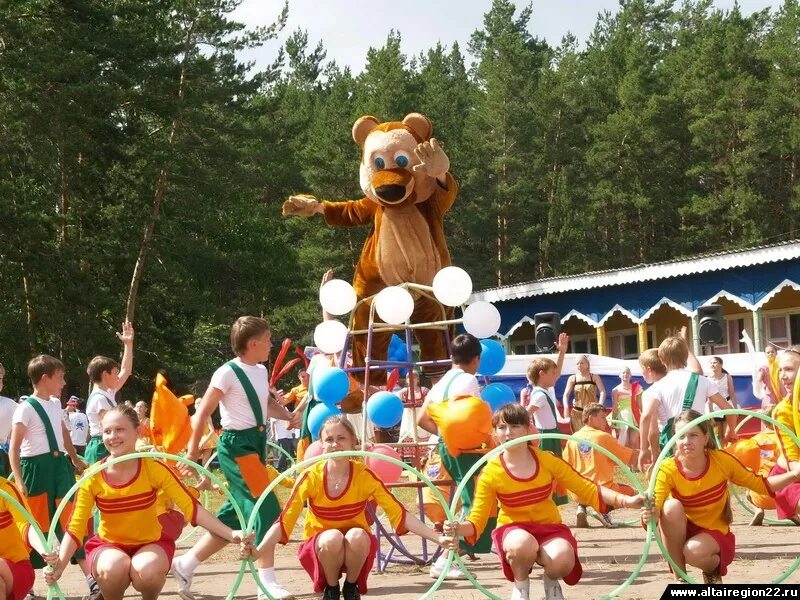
[
  {"xmin": 322, "ymin": 197, "xmax": 377, "ymax": 227},
  {"xmin": 432, "ymin": 172, "xmax": 458, "ymax": 217}
]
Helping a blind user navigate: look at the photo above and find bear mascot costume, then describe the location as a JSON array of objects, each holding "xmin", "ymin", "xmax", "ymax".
[{"xmin": 282, "ymin": 113, "xmax": 456, "ymax": 400}]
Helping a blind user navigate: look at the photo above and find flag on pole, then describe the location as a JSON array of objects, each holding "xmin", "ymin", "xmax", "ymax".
[{"xmin": 150, "ymin": 373, "xmax": 192, "ymax": 455}]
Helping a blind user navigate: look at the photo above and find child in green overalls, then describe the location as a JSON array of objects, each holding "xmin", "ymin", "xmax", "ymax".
[
  {"xmin": 8, "ymin": 354, "xmax": 97, "ymax": 599},
  {"xmin": 173, "ymin": 316, "xmax": 300, "ymax": 600}
]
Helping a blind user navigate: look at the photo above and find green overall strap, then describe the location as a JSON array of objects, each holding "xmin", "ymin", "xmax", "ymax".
[
  {"xmin": 659, "ymin": 372, "xmax": 701, "ymax": 452},
  {"xmin": 442, "ymin": 369, "xmax": 466, "ymax": 402},
  {"xmin": 226, "ymin": 360, "xmax": 265, "ymax": 431},
  {"xmin": 89, "ymin": 390, "xmax": 116, "ymax": 408},
  {"xmin": 531, "ymin": 386, "xmax": 559, "ymax": 424},
  {"xmin": 25, "ymin": 397, "xmax": 61, "ymax": 456}
]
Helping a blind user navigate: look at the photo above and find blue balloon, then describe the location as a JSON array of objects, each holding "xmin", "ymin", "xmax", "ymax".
[
  {"xmin": 482, "ymin": 383, "xmax": 516, "ymax": 412},
  {"xmin": 366, "ymin": 391, "xmax": 404, "ymax": 428},
  {"xmin": 308, "ymin": 402, "xmax": 342, "ymax": 440},
  {"xmin": 478, "ymin": 339, "xmax": 506, "ymax": 376},
  {"xmin": 312, "ymin": 367, "xmax": 350, "ymax": 405},
  {"xmin": 388, "ymin": 334, "xmax": 409, "ymax": 377}
]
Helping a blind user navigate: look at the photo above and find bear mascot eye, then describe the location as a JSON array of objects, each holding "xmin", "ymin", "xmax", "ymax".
[
  {"xmin": 374, "ymin": 156, "xmax": 386, "ymax": 169},
  {"xmin": 394, "ymin": 153, "xmax": 410, "ymax": 168}
]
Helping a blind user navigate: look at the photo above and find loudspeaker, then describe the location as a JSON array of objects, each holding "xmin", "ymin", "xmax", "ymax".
[
  {"xmin": 534, "ymin": 312, "xmax": 561, "ymax": 353},
  {"xmin": 697, "ymin": 304, "xmax": 725, "ymax": 346}
]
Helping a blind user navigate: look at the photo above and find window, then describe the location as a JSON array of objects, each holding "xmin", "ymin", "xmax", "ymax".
[
  {"xmin": 606, "ymin": 328, "xmax": 653, "ymax": 359},
  {"xmin": 511, "ymin": 341, "xmax": 537, "ymax": 355},
  {"xmin": 570, "ymin": 336, "xmax": 598, "ymax": 355}
]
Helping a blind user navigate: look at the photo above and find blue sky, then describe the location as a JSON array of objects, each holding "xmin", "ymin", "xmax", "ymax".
[{"xmin": 233, "ymin": 0, "xmax": 779, "ymax": 73}]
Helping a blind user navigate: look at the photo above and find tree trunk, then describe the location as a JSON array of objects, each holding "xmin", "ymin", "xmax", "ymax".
[{"xmin": 125, "ymin": 21, "xmax": 195, "ymax": 322}]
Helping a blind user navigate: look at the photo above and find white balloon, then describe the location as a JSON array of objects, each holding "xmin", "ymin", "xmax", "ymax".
[
  {"xmin": 313, "ymin": 320, "xmax": 349, "ymax": 354},
  {"xmin": 462, "ymin": 301, "xmax": 501, "ymax": 339},
  {"xmin": 432, "ymin": 266, "xmax": 473, "ymax": 306},
  {"xmin": 319, "ymin": 279, "xmax": 357, "ymax": 316},
  {"xmin": 374, "ymin": 286, "xmax": 415, "ymax": 325}
]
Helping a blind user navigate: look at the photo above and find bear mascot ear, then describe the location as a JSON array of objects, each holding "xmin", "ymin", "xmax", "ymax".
[
  {"xmin": 402, "ymin": 113, "xmax": 433, "ymax": 141},
  {"xmin": 352, "ymin": 115, "xmax": 381, "ymax": 147}
]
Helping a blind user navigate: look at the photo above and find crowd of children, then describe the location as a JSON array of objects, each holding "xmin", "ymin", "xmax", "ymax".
[{"xmin": 3, "ymin": 314, "xmax": 800, "ymax": 600}]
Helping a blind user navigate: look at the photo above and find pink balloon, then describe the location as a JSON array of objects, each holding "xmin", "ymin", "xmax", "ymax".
[
  {"xmin": 365, "ymin": 444, "xmax": 404, "ymax": 483},
  {"xmin": 304, "ymin": 441, "xmax": 324, "ymax": 460}
]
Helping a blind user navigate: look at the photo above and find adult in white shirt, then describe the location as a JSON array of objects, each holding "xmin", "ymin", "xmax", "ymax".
[
  {"xmin": 270, "ymin": 416, "xmax": 298, "ymax": 472},
  {"xmin": 65, "ymin": 396, "xmax": 90, "ymax": 455}
]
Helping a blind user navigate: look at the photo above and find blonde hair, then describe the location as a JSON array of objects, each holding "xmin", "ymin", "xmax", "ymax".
[
  {"xmin": 527, "ymin": 358, "xmax": 556, "ymax": 385},
  {"xmin": 320, "ymin": 415, "xmax": 359, "ymax": 444},
  {"xmin": 103, "ymin": 404, "xmax": 140, "ymax": 429},
  {"xmin": 230, "ymin": 316, "xmax": 270, "ymax": 356},
  {"xmin": 638, "ymin": 349, "xmax": 667, "ymax": 376},
  {"xmin": 657, "ymin": 336, "xmax": 689, "ymax": 370}
]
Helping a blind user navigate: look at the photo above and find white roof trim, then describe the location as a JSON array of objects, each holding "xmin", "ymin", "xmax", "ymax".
[
  {"xmin": 471, "ymin": 241, "xmax": 800, "ymax": 303},
  {"xmin": 561, "ymin": 310, "xmax": 598, "ymax": 328},
  {"xmin": 597, "ymin": 304, "xmax": 642, "ymax": 327},
  {"xmin": 640, "ymin": 297, "xmax": 694, "ymax": 321},
  {"xmin": 700, "ymin": 291, "xmax": 755, "ymax": 312},
  {"xmin": 503, "ymin": 316, "xmax": 535, "ymax": 338},
  {"xmin": 754, "ymin": 279, "xmax": 800, "ymax": 310}
]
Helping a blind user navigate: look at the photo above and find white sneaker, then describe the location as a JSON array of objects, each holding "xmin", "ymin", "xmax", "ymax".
[
  {"xmin": 510, "ymin": 581, "xmax": 530, "ymax": 600},
  {"xmin": 257, "ymin": 582, "xmax": 295, "ymax": 600},
  {"xmin": 542, "ymin": 575, "xmax": 564, "ymax": 600},
  {"xmin": 171, "ymin": 557, "xmax": 195, "ymax": 600},
  {"xmin": 429, "ymin": 555, "xmax": 469, "ymax": 580}
]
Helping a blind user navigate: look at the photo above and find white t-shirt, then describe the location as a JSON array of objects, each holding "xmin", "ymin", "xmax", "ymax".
[
  {"xmin": 426, "ymin": 368, "xmax": 481, "ymax": 404},
  {"xmin": 0, "ymin": 396, "xmax": 17, "ymax": 444},
  {"xmin": 529, "ymin": 387, "xmax": 558, "ymax": 430},
  {"xmin": 87, "ymin": 388, "xmax": 117, "ymax": 436},
  {"xmin": 68, "ymin": 411, "xmax": 89, "ymax": 446},
  {"xmin": 209, "ymin": 358, "xmax": 270, "ymax": 430},
  {"xmin": 648, "ymin": 369, "xmax": 717, "ymax": 431},
  {"xmin": 271, "ymin": 417, "xmax": 297, "ymax": 440},
  {"xmin": 12, "ymin": 396, "xmax": 67, "ymax": 456}
]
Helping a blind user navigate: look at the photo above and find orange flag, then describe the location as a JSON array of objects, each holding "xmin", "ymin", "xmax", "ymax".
[{"xmin": 150, "ymin": 373, "xmax": 193, "ymax": 455}]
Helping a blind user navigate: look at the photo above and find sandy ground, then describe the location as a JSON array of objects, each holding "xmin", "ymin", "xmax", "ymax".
[{"xmin": 46, "ymin": 500, "xmax": 800, "ymax": 600}]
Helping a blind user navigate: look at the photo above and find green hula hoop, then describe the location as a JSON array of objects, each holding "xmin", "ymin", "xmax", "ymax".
[
  {"xmin": 245, "ymin": 449, "xmax": 458, "ymax": 600},
  {"xmin": 265, "ymin": 440, "xmax": 295, "ymax": 467},
  {"xmin": 648, "ymin": 408, "xmax": 800, "ymax": 584},
  {"xmin": 44, "ymin": 451, "xmax": 252, "ymax": 600},
  {"xmin": 0, "ymin": 485, "xmax": 66, "ymax": 600},
  {"xmin": 176, "ymin": 450, "xmax": 220, "ymax": 544},
  {"xmin": 449, "ymin": 433, "xmax": 652, "ymax": 600},
  {"xmin": 608, "ymin": 418, "xmax": 639, "ymax": 433},
  {"xmin": 728, "ymin": 414, "xmax": 795, "ymax": 526}
]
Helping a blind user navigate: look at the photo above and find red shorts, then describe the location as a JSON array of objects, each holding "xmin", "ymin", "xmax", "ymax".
[
  {"xmin": 297, "ymin": 529, "xmax": 378, "ymax": 594},
  {"xmin": 491, "ymin": 523, "xmax": 582, "ymax": 585},
  {"xmin": 683, "ymin": 521, "xmax": 735, "ymax": 576},
  {"xmin": 769, "ymin": 464, "xmax": 800, "ymax": 520},
  {"xmin": 1, "ymin": 559, "xmax": 34, "ymax": 600},
  {"xmin": 84, "ymin": 535, "xmax": 175, "ymax": 578}
]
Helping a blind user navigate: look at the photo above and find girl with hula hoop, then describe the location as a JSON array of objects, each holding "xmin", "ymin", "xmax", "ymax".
[
  {"xmin": 642, "ymin": 409, "xmax": 800, "ymax": 584},
  {"xmin": 251, "ymin": 415, "xmax": 449, "ymax": 600},
  {"xmin": 45, "ymin": 405, "xmax": 251, "ymax": 600},
  {"xmin": 445, "ymin": 404, "xmax": 645, "ymax": 600}
]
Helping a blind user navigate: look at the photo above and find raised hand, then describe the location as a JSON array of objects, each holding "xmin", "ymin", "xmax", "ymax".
[
  {"xmin": 116, "ymin": 321, "xmax": 134, "ymax": 345},
  {"xmin": 557, "ymin": 332, "xmax": 570, "ymax": 353},
  {"xmin": 282, "ymin": 194, "xmax": 323, "ymax": 217},
  {"xmin": 412, "ymin": 138, "xmax": 449, "ymax": 180}
]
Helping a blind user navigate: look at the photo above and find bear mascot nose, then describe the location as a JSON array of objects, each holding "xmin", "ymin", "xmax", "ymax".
[
  {"xmin": 372, "ymin": 169, "xmax": 412, "ymax": 203},
  {"xmin": 375, "ymin": 184, "xmax": 406, "ymax": 202}
]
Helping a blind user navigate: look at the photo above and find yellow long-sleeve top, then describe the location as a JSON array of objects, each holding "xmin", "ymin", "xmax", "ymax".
[
  {"xmin": 773, "ymin": 398, "xmax": 799, "ymax": 462},
  {"xmin": 464, "ymin": 447, "xmax": 610, "ymax": 545},
  {"xmin": 278, "ymin": 460, "xmax": 408, "ymax": 544},
  {"xmin": 654, "ymin": 449, "xmax": 773, "ymax": 535},
  {"xmin": 1, "ymin": 477, "xmax": 33, "ymax": 562},
  {"xmin": 66, "ymin": 458, "xmax": 199, "ymax": 546}
]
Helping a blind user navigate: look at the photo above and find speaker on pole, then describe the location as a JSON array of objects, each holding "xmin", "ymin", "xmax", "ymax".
[
  {"xmin": 534, "ymin": 312, "xmax": 561, "ymax": 353},
  {"xmin": 697, "ymin": 304, "xmax": 724, "ymax": 346}
]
